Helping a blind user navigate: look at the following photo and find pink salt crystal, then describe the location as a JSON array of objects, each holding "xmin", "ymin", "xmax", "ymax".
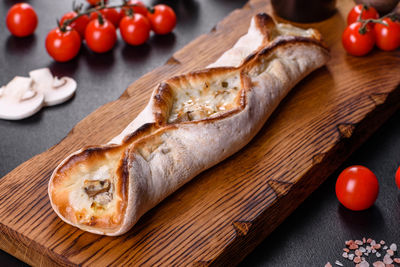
[
  {"xmin": 383, "ymin": 254, "xmax": 393, "ymax": 264},
  {"xmin": 373, "ymin": 244, "xmax": 381, "ymax": 250},
  {"xmin": 325, "ymin": 262, "xmax": 332, "ymax": 267},
  {"xmin": 343, "ymin": 248, "xmax": 350, "ymax": 253},
  {"xmin": 380, "ymin": 240, "xmax": 385, "ymax": 245},
  {"xmin": 363, "ymin": 237, "xmax": 366, "ymax": 243},
  {"xmin": 355, "ymin": 250, "xmax": 363, "ymax": 256},
  {"xmin": 387, "ymin": 249, "xmax": 394, "ymax": 256},
  {"xmin": 356, "ymin": 240, "xmax": 363, "ymax": 245},
  {"xmin": 350, "ymin": 244, "xmax": 359, "ymax": 250},
  {"xmin": 394, "ymin": 258, "xmax": 400, "ymax": 264},
  {"xmin": 354, "ymin": 256, "xmax": 362, "ymax": 264},
  {"xmin": 367, "ymin": 238, "xmax": 373, "ymax": 243},
  {"xmin": 372, "ymin": 261, "xmax": 385, "ymax": 267},
  {"xmin": 345, "ymin": 240, "xmax": 352, "ymax": 246}
]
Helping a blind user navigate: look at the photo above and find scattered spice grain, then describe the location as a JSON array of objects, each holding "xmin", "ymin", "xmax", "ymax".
[{"xmin": 372, "ymin": 261, "xmax": 384, "ymax": 267}]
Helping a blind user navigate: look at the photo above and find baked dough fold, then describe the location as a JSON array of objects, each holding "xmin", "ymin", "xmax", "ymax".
[{"xmin": 49, "ymin": 13, "xmax": 329, "ymax": 235}]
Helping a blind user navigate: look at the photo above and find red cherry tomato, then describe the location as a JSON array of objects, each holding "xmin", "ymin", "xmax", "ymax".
[
  {"xmin": 336, "ymin": 166, "xmax": 379, "ymax": 211},
  {"xmin": 85, "ymin": 18, "xmax": 117, "ymax": 53},
  {"xmin": 86, "ymin": 0, "xmax": 107, "ymax": 6},
  {"xmin": 119, "ymin": 14, "xmax": 151, "ymax": 46},
  {"xmin": 60, "ymin": 11, "xmax": 90, "ymax": 39},
  {"xmin": 396, "ymin": 166, "xmax": 400, "ymax": 190},
  {"xmin": 374, "ymin": 18, "xmax": 400, "ymax": 51},
  {"xmin": 122, "ymin": 0, "xmax": 148, "ymax": 17},
  {"xmin": 46, "ymin": 28, "xmax": 81, "ymax": 62},
  {"xmin": 147, "ymin": 4, "xmax": 176, "ymax": 35},
  {"xmin": 90, "ymin": 8, "xmax": 121, "ymax": 28},
  {"xmin": 342, "ymin": 22, "xmax": 375, "ymax": 56},
  {"xmin": 347, "ymin": 4, "xmax": 379, "ymax": 25},
  {"xmin": 6, "ymin": 3, "xmax": 38, "ymax": 37}
]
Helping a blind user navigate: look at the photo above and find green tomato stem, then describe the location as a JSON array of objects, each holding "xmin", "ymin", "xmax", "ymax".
[{"xmin": 60, "ymin": 2, "xmax": 149, "ymax": 31}]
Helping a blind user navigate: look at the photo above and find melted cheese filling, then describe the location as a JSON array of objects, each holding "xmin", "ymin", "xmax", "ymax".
[
  {"xmin": 272, "ymin": 24, "xmax": 317, "ymax": 40},
  {"xmin": 168, "ymin": 75, "xmax": 241, "ymax": 123},
  {"xmin": 68, "ymin": 165, "xmax": 117, "ymax": 222}
]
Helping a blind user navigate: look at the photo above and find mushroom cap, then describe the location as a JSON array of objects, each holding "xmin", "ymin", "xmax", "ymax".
[
  {"xmin": 29, "ymin": 68, "xmax": 77, "ymax": 106},
  {"xmin": 0, "ymin": 76, "xmax": 44, "ymax": 120}
]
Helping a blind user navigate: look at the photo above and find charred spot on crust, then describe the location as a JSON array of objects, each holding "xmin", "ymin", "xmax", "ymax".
[
  {"xmin": 122, "ymin": 123, "xmax": 155, "ymax": 144},
  {"xmin": 258, "ymin": 37, "xmax": 329, "ymax": 58},
  {"xmin": 155, "ymin": 83, "xmax": 173, "ymax": 101},
  {"xmin": 254, "ymin": 13, "xmax": 275, "ymax": 41}
]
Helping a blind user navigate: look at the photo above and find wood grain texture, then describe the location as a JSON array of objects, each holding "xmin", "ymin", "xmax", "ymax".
[{"xmin": 1, "ymin": 0, "xmax": 400, "ymax": 266}]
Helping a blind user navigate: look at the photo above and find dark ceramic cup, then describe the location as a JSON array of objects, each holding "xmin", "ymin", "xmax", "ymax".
[{"xmin": 271, "ymin": 0, "xmax": 337, "ymax": 22}]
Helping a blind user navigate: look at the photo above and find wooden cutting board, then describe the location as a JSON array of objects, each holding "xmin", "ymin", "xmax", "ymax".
[{"xmin": 1, "ymin": 0, "xmax": 399, "ymax": 266}]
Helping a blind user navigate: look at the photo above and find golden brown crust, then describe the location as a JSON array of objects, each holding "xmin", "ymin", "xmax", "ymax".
[{"xmin": 50, "ymin": 122, "xmax": 160, "ymax": 231}]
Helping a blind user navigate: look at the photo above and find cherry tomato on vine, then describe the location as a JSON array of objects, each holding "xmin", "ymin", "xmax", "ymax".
[
  {"xmin": 347, "ymin": 4, "xmax": 379, "ymax": 25},
  {"xmin": 46, "ymin": 28, "xmax": 81, "ymax": 62},
  {"xmin": 342, "ymin": 22, "xmax": 375, "ymax": 56},
  {"xmin": 85, "ymin": 18, "xmax": 117, "ymax": 53},
  {"xmin": 122, "ymin": 0, "xmax": 148, "ymax": 17},
  {"xmin": 86, "ymin": 0, "xmax": 107, "ymax": 6},
  {"xmin": 6, "ymin": 3, "xmax": 38, "ymax": 37},
  {"xmin": 60, "ymin": 11, "xmax": 90, "ymax": 39},
  {"xmin": 119, "ymin": 14, "xmax": 151, "ymax": 46},
  {"xmin": 147, "ymin": 4, "xmax": 176, "ymax": 35},
  {"xmin": 374, "ymin": 18, "xmax": 400, "ymax": 51},
  {"xmin": 336, "ymin": 166, "xmax": 379, "ymax": 211},
  {"xmin": 396, "ymin": 166, "xmax": 400, "ymax": 190},
  {"xmin": 90, "ymin": 7, "xmax": 121, "ymax": 28}
]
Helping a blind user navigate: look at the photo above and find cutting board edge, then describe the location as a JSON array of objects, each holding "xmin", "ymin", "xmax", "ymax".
[{"xmin": 0, "ymin": 222, "xmax": 76, "ymax": 267}]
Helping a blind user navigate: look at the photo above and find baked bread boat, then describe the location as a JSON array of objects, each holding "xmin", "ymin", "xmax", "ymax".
[{"xmin": 48, "ymin": 13, "xmax": 329, "ymax": 236}]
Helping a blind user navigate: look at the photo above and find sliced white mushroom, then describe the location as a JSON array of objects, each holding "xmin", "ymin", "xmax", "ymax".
[
  {"xmin": 29, "ymin": 68, "xmax": 77, "ymax": 106},
  {"xmin": 0, "ymin": 76, "xmax": 44, "ymax": 120}
]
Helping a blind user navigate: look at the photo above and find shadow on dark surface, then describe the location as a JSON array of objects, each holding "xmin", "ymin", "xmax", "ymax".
[
  {"xmin": 212, "ymin": 0, "xmax": 248, "ymax": 3},
  {"xmin": 81, "ymin": 45, "xmax": 117, "ymax": 72},
  {"xmin": 150, "ymin": 33, "xmax": 176, "ymax": 50},
  {"xmin": 6, "ymin": 109, "xmax": 43, "ymax": 125},
  {"xmin": 122, "ymin": 43, "xmax": 152, "ymax": 63},
  {"xmin": 5, "ymin": 35, "xmax": 37, "ymax": 55},
  {"xmin": 47, "ymin": 57, "xmax": 79, "ymax": 78},
  {"xmin": 338, "ymin": 204, "xmax": 385, "ymax": 233},
  {"xmin": 3, "ymin": 0, "xmax": 32, "ymax": 8}
]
